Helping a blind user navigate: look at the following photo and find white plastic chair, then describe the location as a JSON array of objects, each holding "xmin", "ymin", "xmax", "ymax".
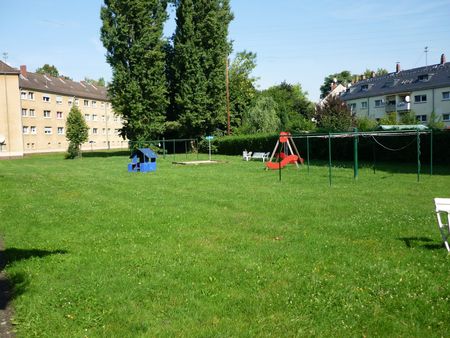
[
  {"xmin": 243, "ymin": 151, "xmax": 252, "ymax": 161},
  {"xmin": 434, "ymin": 198, "xmax": 450, "ymax": 252}
]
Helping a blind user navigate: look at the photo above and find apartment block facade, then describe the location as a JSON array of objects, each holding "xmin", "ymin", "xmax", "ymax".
[
  {"xmin": 0, "ymin": 61, "xmax": 126, "ymax": 159},
  {"xmin": 340, "ymin": 54, "xmax": 450, "ymax": 128}
]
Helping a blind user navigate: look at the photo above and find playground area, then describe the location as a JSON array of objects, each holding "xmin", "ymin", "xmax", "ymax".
[{"xmin": 0, "ymin": 152, "xmax": 449, "ymax": 336}]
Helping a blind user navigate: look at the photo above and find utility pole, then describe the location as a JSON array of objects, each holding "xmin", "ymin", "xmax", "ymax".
[{"xmin": 225, "ymin": 57, "xmax": 230, "ymax": 135}]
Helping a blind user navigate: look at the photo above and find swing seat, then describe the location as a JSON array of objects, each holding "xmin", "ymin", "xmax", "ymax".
[{"xmin": 434, "ymin": 198, "xmax": 450, "ymax": 252}]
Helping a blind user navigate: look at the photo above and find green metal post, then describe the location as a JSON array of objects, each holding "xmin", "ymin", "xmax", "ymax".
[
  {"xmin": 430, "ymin": 130, "xmax": 433, "ymax": 176},
  {"xmin": 353, "ymin": 128, "xmax": 358, "ymax": 180},
  {"xmin": 417, "ymin": 130, "xmax": 421, "ymax": 182},
  {"xmin": 306, "ymin": 136, "xmax": 310, "ymax": 174},
  {"xmin": 162, "ymin": 137, "xmax": 166, "ymax": 159},
  {"xmin": 173, "ymin": 139, "xmax": 176, "ymax": 160},
  {"xmin": 328, "ymin": 133, "xmax": 332, "ymax": 187}
]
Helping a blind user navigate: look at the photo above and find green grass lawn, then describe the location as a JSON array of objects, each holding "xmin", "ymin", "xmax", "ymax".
[{"xmin": 0, "ymin": 152, "xmax": 449, "ymax": 337}]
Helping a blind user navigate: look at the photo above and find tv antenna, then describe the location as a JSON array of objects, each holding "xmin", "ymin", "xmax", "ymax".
[
  {"xmin": 2, "ymin": 52, "xmax": 7, "ymax": 63},
  {"xmin": 424, "ymin": 46, "xmax": 429, "ymax": 66}
]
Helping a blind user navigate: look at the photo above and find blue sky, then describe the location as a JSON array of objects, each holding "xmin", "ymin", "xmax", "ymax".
[{"xmin": 2, "ymin": 0, "xmax": 450, "ymax": 101}]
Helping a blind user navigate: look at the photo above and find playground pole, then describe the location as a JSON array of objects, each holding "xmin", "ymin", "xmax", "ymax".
[
  {"xmin": 173, "ymin": 139, "xmax": 176, "ymax": 160},
  {"xmin": 417, "ymin": 130, "xmax": 421, "ymax": 182},
  {"xmin": 278, "ymin": 143, "xmax": 282, "ymax": 182},
  {"xmin": 353, "ymin": 128, "xmax": 358, "ymax": 180},
  {"xmin": 328, "ymin": 133, "xmax": 332, "ymax": 187},
  {"xmin": 306, "ymin": 136, "xmax": 310, "ymax": 174},
  {"xmin": 162, "ymin": 137, "xmax": 166, "ymax": 159},
  {"xmin": 430, "ymin": 130, "xmax": 433, "ymax": 176}
]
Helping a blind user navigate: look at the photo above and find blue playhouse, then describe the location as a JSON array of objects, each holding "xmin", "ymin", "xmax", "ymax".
[{"xmin": 128, "ymin": 148, "xmax": 158, "ymax": 172}]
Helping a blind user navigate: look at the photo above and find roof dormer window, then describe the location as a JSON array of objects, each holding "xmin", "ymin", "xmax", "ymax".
[
  {"xmin": 361, "ymin": 84, "xmax": 369, "ymax": 91},
  {"xmin": 418, "ymin": 74, "xmax": 429, "ymax": 82}
]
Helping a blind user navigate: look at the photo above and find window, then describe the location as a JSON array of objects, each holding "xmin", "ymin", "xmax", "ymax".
[
  {"xmin": 361, "ymin": 84, "xmax": 369, "ymax": 91},
  {"xmin": 21, "ymin": 108, "xmax": 27, "ymax": 117},
  {"xmin": 28, "ymin": 92, "xmax": 34, "ymax": 100},
  {"xmin": 92, "ymin": 101, "xmax": 97, "ymax": 108},
  {"xmin": 348, "ymin": 103, "xmax": 356, "ymax": 111},
  {"xmin": 85, "ymin": 114, "xmax": 90, "ymax": 121},
  {"xmin": 101, "ymin": 115, "xmax": 106, "ymax": 121},
  {"xmin": 44, "ymin": 127, "xmax": 52, "ymax": 135},
  {"xmin": 56, "ymin": 112, "xmax": 63, "ymax": 119},
  {"xmin": 92, "ymin": 128, "xmax": 98, "ymax": 134},
  {"xmin": 22, "ymin": 126, "xmax": 29, "ymax": 134},
  {"xmin": 113, "ymin": 116, "xmax": 118, "ymax": 122},
  {"xmin": 56, "ymin": 96, "xmax": 62, "ymax": 104},
  {"xmin": 361, "ymin": 101, "xmax": 368, "ymax": 109},
  {"xmin": 44, "ymin": 110, "xmax": 51, "ymax": 118},
  {"xmin": 43, "ymin": 95, "xmax": 51, "ymax": 103},
  {"xmin": 443, "ymin": 92, "xmax": 450, "ymax": 100},
  {"xmin": 30, "ymin": 126, "xmax": 36, "ymax": 134},
  {"xmin": 115, "ymin": 128, "xmax": 120, "ymax": 135},
  {"xmin": 68, "ymin": 98, "xmax": 73, "ymax": 106},
  {"xmin": 100, "ymin": 101, "xmax": 105, "ymax": 108},
  {"xmin": 92, "ymin": 114, "xmax": 97, "ymax": 121},
  {"xmin": 443, "ymin": 114, "xmax": 450, "ymax": 122},
  {"xmin": 108, "ymin": 128, "xmax": 111, "ymax": 134},
  {"xmin": 418, "ymin": 74, "xmax": 429, "ymax": 82},
  {"xmin": 21, "ymin": 91, "xmax": 27, "ymax": 99},
  {"xmin": 29, "ymin": 109, "xmax": 35, "ymax": 117},
  {"xmin": 102, "ymin": 128, "xmax": 106, "ymax": 135},
  {"xmin": 414, "ymin": 94, "xmax": 427, "ymax": 103},
  {"xmin": 57, "ymin": 127, "xmax": 64, "ymax": 135},
  {"xmin": 374, "ymin": 99, "xmax": 385, "ymax": 107},
  {"xmin": 416, "ymin": 115, "xmax": 427, "ymax": 122},
  {"xmin": 84, "ymin": 99, "xmax": 89, "ymax": 107},
  {"xmin": 74, "ymin": 99, "xmax": 79, "ymax": 106}
]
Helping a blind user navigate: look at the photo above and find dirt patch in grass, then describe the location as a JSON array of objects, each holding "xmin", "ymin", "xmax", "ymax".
[{"xmin": 0, "ymin": 239, "xmax": 15, "ymax": 337}]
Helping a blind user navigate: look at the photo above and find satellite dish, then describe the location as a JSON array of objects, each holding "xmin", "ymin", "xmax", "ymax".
[{"xmin": 0, "ymin": 134, "xmax": 5, "ymax": 145}]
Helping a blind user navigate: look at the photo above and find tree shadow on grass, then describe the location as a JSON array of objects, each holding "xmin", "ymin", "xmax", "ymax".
[
  {"xmin": 82, "ymin": 150, "xmax": 129, "ymax": 158},
  {"xmin": 0, "ymin": 248, "xmax": 67, "ymax": 310},
  {"xmin": 397, "ymin": 236, "xmax": 445, "ymax": 250}
]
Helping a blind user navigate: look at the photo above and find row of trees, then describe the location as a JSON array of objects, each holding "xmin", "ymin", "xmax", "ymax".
[{"xmin": 100, "ymin": 0, "xmax": 234, "ymax": 142}]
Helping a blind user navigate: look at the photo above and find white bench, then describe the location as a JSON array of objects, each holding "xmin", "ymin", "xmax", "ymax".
[
  {"xmin": 435, "ymin": 198, "xmax": 450, "ymax": 252},
  {"xmin": 251, "ymin": 152, "xmax": 270, "ymax": 162}
]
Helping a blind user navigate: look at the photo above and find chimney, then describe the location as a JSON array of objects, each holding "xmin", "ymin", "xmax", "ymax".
[
  {"xmin": 441, "ymin": 53, "xmax": 446, "ymax": 65},
  {"xmin": 396, "ymin": 62, "xmax": 401, "ymax": 73},
  {"xmin": 20, "ymin": 65, "xmax": 27, "ymax": 77}
]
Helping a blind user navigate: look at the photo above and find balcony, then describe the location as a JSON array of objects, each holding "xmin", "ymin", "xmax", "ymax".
[
  {"xmin": 396, "ymin": 101, "xmax": 411, "ymax": 111},
  {"xmin": 385, "ymin": 103, "xmax": 396, "ymax": 112}
]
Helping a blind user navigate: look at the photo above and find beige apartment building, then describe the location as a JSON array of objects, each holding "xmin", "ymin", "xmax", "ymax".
[{"xmin": 0, "ymin": 61, "xmax": 126, "ymax": 159}]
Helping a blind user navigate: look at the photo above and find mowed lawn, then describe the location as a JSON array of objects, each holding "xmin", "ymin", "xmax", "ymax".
[{"xmin": 0, "ymin": 152, "xmax": 449, "ymax": 337}]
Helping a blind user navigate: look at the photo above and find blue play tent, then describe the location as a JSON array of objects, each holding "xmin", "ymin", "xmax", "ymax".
[{"xmin": 128, "ymin": 148, "xmax": 158, "ymax": 172}]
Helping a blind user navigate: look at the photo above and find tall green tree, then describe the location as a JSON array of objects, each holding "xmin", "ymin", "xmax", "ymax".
[
  {"xmin": 100, "ymin": 0, "xmax": 169, "ymax": 142},
  {"xmin": 315, "ymin": 95, "xmax": 354, "ymax": 132},
  {"xmin": 241, "ymin": 96, "xmax": 279, "ymax": 133},
  {"xmin": 170, "ymin": 0, "xmax": 233, "ymax": 138},
  {"xmin": 262, "ymin": 81, "xmax": 314, "ymax": 132},
  {"xmin": 65, "ymin": 105, "xmax": 89, "ymax": 159},
  {"xmin": 228, "ymin": 50, "xmax": 258, "ymax": 132},
  {"xmin": 36, "ymin": 64, "xmax": 60, "ymax": 77}
]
